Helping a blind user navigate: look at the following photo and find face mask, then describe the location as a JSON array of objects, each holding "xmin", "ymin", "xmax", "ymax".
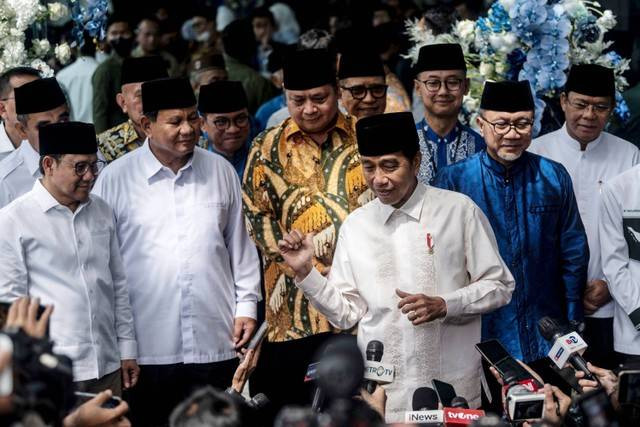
[
  {"xmin": 195, "ymin": 31, "xmax": 211, "ymax": 43},
  {"xmin": 110, "ymin": 37, "xmax": 133, "ymax": 57}
]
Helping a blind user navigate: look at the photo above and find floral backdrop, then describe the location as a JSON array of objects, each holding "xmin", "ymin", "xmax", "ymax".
[
  {"xmin": 0, "ymin": 0, "xmax": 107, "ymax": 76},
  {"xmin": 405, "ymin": 0, "xmax": 631, "ymax": 135}
]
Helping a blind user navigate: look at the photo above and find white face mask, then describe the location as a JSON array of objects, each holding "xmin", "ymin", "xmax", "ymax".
[{"xmin": 196, "ymin": 31, "xmax": 211, "ymax": 42}]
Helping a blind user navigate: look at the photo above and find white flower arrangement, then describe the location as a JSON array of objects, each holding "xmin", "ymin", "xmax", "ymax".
[
  {"xmin": 405, "ymin": 0, "xmax": 633, "ymax": 132},
  {"xmin": 48, "ymin": 2, "xmax": 70, "ymax": 22},
  {"xmin": 54, "ymin": 42, "xmax": 72, "ymax": 65}
]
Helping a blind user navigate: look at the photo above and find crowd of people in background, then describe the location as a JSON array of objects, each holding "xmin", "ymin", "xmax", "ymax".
[{"xmin": 0, "ymin": 1, "xmax": 640, "ymax": 426}]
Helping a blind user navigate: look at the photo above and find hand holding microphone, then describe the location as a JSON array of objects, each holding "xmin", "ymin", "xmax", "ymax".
[{"xmin": 538, "ymin": 316, "xmax": 598, "ymax": 384}]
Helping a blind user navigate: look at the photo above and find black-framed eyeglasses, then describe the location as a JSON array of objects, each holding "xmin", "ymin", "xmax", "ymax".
[
  {"xmin": 211, "ymin": 114, "xmax": 250, "ymax": 131},
  {"xmin": 479, "ymin": 116, "xmax": 533, "ymax": 135},
  {"xmin": 60, "ymin": 159, "xmax": 107, "ymax": 176},
  {"xmin": 340, "ymin": 84, "xmax": 388, "ymax": 100},
  {"xmin": 566, "ymin": 98, "xmax": 612, "ymax": 115},
  {"xmin": 416, "ymin": 78, "xmax": 464, "ymax": 93}
]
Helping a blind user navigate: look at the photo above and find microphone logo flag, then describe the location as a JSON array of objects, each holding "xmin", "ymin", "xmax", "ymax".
[
  {"xmin": 404, "ymin": 410, "xmax": 443, "ymax": 423},
  {"xmin": 547, "ymin": 332, "xmax": 587, "ymax": 369},
  {"xmin": 363, "ymin": 360, "xmax": 395, "ymax": 383}
]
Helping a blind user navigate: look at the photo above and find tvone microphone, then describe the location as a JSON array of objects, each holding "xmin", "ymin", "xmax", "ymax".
[
  {"xmin": 443, "ymin": 407, "xmax": 485, "ymax": 426},
  {"xmin": 405, "ymin": 387, "xmax": 443, "ymax": 424},
  {"xmin": 538, "ymin": 317, "xmax": 597, "ymax": 383},
  {"xmin": 365, "ymin": 340, "xmax": 383, "ymax": 393},
  {"xmin": 450, "ymin": 396, "xmax": 469, "ymax": 409}
]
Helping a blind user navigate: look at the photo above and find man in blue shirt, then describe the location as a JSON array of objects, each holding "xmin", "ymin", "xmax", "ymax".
[
  {"xmin": 414, "ymin": 43, "xmax": 485, "ymax": 184},
  {"xmin": 198, "ymin": 81, "xmax": 253, "ymax": 178},
  {"xmin": 434, "ymin": 80, "xmax": 588, "ymax": 391}
]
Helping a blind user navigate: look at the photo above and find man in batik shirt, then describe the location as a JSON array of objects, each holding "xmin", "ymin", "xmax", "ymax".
[
  {"xmin": 97, "ymin": 56, "xmax": 168, "ymax": 162},
  {"xmin": 414, "ymin": 43, "xmax": 485, "ymax": 184},
  {"xmin": 242, "ymin": 48, "xmax": 372, "ymax": 416}
]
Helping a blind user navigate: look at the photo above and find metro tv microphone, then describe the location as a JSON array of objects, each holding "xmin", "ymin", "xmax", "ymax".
[
  {"xmin": 538, "ymin": 316, "xmax": 597, "ymax": 383},
  {"xmin": 405, "ymin": 387, "xmax": 443, "ymax": 424},
  {"xmin": 365, "ymin": 340, "xmax": 383, "ymax": 393}
]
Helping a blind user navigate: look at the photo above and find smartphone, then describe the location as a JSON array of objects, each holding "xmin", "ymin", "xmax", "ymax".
[
  {"xmin": 576, "ymin": 387, "xmax": 619, "ymax": 427},
  {"xmin": 475, "ymin": 339, "xmax": 535, "ymax": 383},
  {"xmin": 74, "ymin": 391, "xmax": 122, "ymax": 409},
  {"xmin": 618, "ymin": 369, "xmax": 640, "ymax": 405},
  {"xmin": 0, "ymin": 300, "xmax": 49, "ymax": 337},
  {"xmin": 245, "ymin": 321, "xmax": 267, "ymax": 350},
  {"xmin": 431, "ymin": 379, "xmax": 457, "ymax": 407}
]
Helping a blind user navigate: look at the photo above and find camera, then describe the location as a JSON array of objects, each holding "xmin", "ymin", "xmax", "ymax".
[
  {"xmin": 3, "ymin": 329, "xmax": 75, "ymax": 424},
  {"xmin": 505, "ymin": 383, "xmax": 545, "ymax": 422}
]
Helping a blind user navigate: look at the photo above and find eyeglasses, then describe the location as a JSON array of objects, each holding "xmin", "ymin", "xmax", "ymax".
[
  {"xmin": 566, "ymin": 98, "xmax": 612, "ymax": 115},
  {"xmin": 60, "ymin": 159, "xmax": 107, "ymax": 177},
  {"xmin": 416, "ymin": 78, "xmax": 464, "ymax": 93},
  {"xmin": 340, "ymin": 84, "xmax": 388, "ymax": 100},
  {"xmin": 479, "ymin": 116, "xmax": 533, "ymax": 135},
  {"xmin": 211, "ymin": 114, "xmax": 250, "ymax": 131}
]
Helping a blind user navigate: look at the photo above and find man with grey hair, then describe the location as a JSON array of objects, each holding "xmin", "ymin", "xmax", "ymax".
[
  {"xmin": 0, "ymin": 78, "xmax": 69, "ymax": 208},
  {"xmin": 0, "ymin": 67, "xmax": 40, "ymax": 161}
]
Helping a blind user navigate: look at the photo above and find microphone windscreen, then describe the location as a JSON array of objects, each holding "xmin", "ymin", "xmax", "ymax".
[
  {"xmin": 451, "ymin": 396, "xmax": 469, "ymax": 409},
  {"xmin": 537, "ymin": 316, "xmax": 561, "ymax": 340},
  {"xmin": 366, "ymin": 340, "xmax": 384, "ymax": 361},
  {"xmin": 412, "ymin": 387, "xmax": 439, "ymax": 411}
]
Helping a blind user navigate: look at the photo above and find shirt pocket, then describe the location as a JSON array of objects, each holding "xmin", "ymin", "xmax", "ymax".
[{"xmin": 187, "ymin": 201, "xmax": 229, "ymax": 246}]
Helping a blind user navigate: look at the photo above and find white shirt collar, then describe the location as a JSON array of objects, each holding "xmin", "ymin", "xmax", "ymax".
[
  {"xmin": 31, "ymin": 179, "xmax": 91, "ymax": 214},
  {"xmin": 18, "ymin": 140, "xmax": 41, "ymax": 177},
  {"xmin": 0, "ymin": 122, "xmax": 15, "ymax": 155},
  {"xmin": 140, "ymin": 139, "xmax": 195, "ymax": 182},
  {"xmin": 560, "ymin": 123, "xmax": 604, "ymax": 152},
  {"xmin": 378, "ymin": 181, "xmax": 426, "ymax": 224}
]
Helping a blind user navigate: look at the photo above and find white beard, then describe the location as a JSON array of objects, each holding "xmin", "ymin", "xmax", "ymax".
[{"xmin": 498, "ymin": 150, "xmax": 523, "ymax": 162}]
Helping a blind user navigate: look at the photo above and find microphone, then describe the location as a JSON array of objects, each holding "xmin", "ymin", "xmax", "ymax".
[
  {"xmin": 405, "ymin": 387, "xmax": 443, "ymax": 424},
  {"xmin": 450, "ymin": 396, "xmax": 469, "ymax": 409},
  {"xmin": 538, "ymin": 317, "xmax": 597, "ymax": 383},
  {"xmin": 365, "ymin": 340, "xmax": 383, "ymax": 393},
  {"xmin": 442, "ymin": 407, "xmax": 485, "ymax": 426}
]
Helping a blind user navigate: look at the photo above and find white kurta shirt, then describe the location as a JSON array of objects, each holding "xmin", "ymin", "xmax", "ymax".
[
  {"xmin": 0, "ymin": 122, "xmax": 16, "ymax": 162},
  {"xmin": 297, "ymin": 183, "xmax": 514, "ymax": 422},
  {"xmin": 93, "ymin": 141, "xmax": 261, "ymax": 365},
  {"xmin": 0, "ymin": 180, "xmax": 137, "ymax": 381},
  {"xmin": 56, "ymin": 56, "xmax": 99, "ymax": 124},
  {"xmin": 0, "ymin": 139, "xmax": 41, "ymax": 209},
  {"xmin": 530, "ymin": 125, "xmax": 640, "ymax": 317},
  {"xmin": 600, "ymin": 165, "xmax": 640, "ymax": 355}
]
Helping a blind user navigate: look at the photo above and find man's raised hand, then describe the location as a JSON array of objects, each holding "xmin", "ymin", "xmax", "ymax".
[{"xmin": 277, "ymin": 230, "xmax": 315, "ymax": 281}]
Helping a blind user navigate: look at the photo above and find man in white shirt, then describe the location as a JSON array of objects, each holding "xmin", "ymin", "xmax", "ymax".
[
  {"xmin": 93, "ymin": 77, "xmax": 261, "ymax": 426},
  {"xmin": 0, "ymin": 78, "xmax": 69, "ymax": 208},
  {"xmin": 56, "ymin": 34, "xmax": 99, "ymax": 124},
  {"xmin": 278, "ymin": 112, "xmax": 514, "ymax": 422},
  {"xmin": 530, "ymin": 64, "xmax": 640, "ymax": 369},
  {"xmin": 600, "ymin": 164, "xmax": 640, "ymax": 364},
  {"xmin": 0, "ymin": 121, "xmax": 139, "ymax": 395},
  {"xmin": 0, "ymin": 67, "xmax": 40, "ymax": 161}
]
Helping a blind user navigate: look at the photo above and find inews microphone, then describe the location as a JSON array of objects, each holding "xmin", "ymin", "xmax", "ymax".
[
  {"xmin": 538, "ymin": 316, "xmax": 597, "ymax": 383},
  {"xmin": 365, "ymin": 340, "xmax": 383, "ymax": 393},
  {"xmin": 405, "ymin": 387, "xmax": 443, "ymax": 424}
]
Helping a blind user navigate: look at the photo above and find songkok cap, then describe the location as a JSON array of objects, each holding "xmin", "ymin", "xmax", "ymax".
[
  {"xmin": 356, "ymin": 112, "xmax": 419, "ymax": 157},
  {"xmin": 141, "ymin": 77, "xmax": 196, "ymax": 114},
  {"xmin": 565, "ymin": 64, "xmax": 615, "ymax": 98},
  {"xmin": 39, "ymin": 122, "xmax": 97, "ymax": 156},
  {"xmin": 338, "ymin": 50, "xmax": 385, "ymax": 80},
  {"xmin": 121, "ymin": 56, "xmax": 169, "ymax": 86},
  {"xmin": 480, "ymin": 80, "xmax": 535, "ymax": 112},
  {"xmin": 15, "ymin": 78, "xmax": 66, "ymax": 115},
  {"xmin": 414, "ymin": 43, "xmax": 467, "ymax": 74},
  {"xmin": 198, "ymin": 81, "xmax": 248, "ymax": 113},
  {"xmin": 283, "ymin": 49, "xmax": 335, "ymax": 91},
  {"xmin": 189, "ymin": 53, "xmax": 226, "ymax": 73}
]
